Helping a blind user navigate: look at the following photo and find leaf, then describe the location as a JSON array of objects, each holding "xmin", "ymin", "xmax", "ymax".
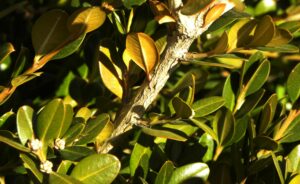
[
  {"xmin": 149, "ymin": 0, "xmax": 175, "ymax": 24},
  {"xmin": 125, "ymin": 32, "xmax": 159, "ymax": 78},
  {"xmin": 32, "ymin": 9, "xmax": 69, "ymax": 57},
  {"xmin": 71, "ymin": 154, "xmax": 120, "ymax": 184},
  {"xmin": 130, "ymin": 141, "xmax": 151, "ymax": 177},
  {"xmin": 279, "ymin": 114, "xmax": 300, "ymax": 143},
  {"xmin": 60, "ymin": 146, "xmax": 95, "ymax": 161},
  {"xmin": 248, "ymin": 15, "xmax": 275, "ymax": 47},
  {"xmin": 0, "ymin": 111, "xmax": 14, "ymax": 128},
  {"xmin": 257, "ymin": 44, "xmax": 299, "ymax": 53},
  {"xmin": 192, "ymin": 96, "xmax": 225, "ymax": 117},
  {"xmin": 20, "ymin": 153, "xmax": 43, "ymax": 182},
  {"xmin": 213, "ymin": 108, "xmax": 235, "ymax": 146},
  {"xmin": 243, "ymin": 59, "xmax": 270, "ymax": 97},
  {"xmin": 199, "ymin": 133, "xmax": 214, "ymax": 162},
  {"xmin": 203, "ymin": 3, "xmax": 226, "ymax": 27},
  {"xmin": 17, "ymin": 106, "xmax": 34, "ymax": 145},
  {"xmin": 168, "ymin": 162, "xmax": 210, "ymax": 183},
  {"xmin": 213, "ymin": 32, "xmax": 228, "ymax": 54},
  {"xmin": 267, "ymin": 28, "xmax": 293, "ymax": 47},
  {"xmin": 231, "ymin": 116, "xmax": 249, "ymax": 143},
  {"xmin": 191, "ymin": 118, "xmax": 218, "ymax": 142},
  {"xmin": 180, "ymin": 0, "xmax": 214, "ymax": 15},
  {"xmin": 236, "ymin": 89, "xmax": 265, "ymax": 117},
  {"xmin": 155, "ymin": 161, "xmax": 174, "ymax": 184},
  {"xmin": 11, "ymin": 72, "xmax": 43, "ymax": 87},
  {"xmin": 75, "ymin": 114, "xmax": 110, "ymax": 145},
  {"xmin": 290, "ymin": 175, "xmax": 300, "ymax": 184},
  {"xmin": 50, "ymin": 172, "xmax": 83, "ymax": 184},
  {"xmin": 142, "ymin": 126, "xmax": 188, "ymax": 142},
  {"xmin": 99, "ymin": 41, "xmax": 123, "ymax": 99},
  {"xmin": 67, "ymin": 6, "xmax": 106, "ymax": 34},
  {"xmin": 287, "ymin": 144, "xmax": 300, "ymax": 173},
  {"xmin": 0, "ymin": 42, "xmax": 15, "ymax": 63},
  {"xmin": 258, "ymin": 94, "xmax": 277, "ymax": 134},
  {"xmin": 95, "ymin": 121, "xmax": 114, "ymax": 149},
  {"xmin": 57, "ymin": 160, "xmax": 73, "ymax": 174},
  {"xmin": 62, "ymin": 118, "xmax": 85, "ymax": 145},
  {"xmin": 222, "ymin": 74, "xmax": 236, "ymax": 111},
  {"xmin": 287, "ymin": 63, "xmax": 300, "ymax": 103},
  {"xmin": 0, "ymin": 130, "xmax": 30, "ymax": 152},
  {"xmin": 52, "ymin": 34, "xmax": 86, "ymax": 60},
  {"xmin": 253, "ymin": 136, "xmax": 278, "ymax": 151},
  {"xmin": 172, "ymin": 97, "xmax": 194, "ymax": 119},
  {"xmin": 123, "ymin": 0, "xmax": 147, "ymax": 9}
]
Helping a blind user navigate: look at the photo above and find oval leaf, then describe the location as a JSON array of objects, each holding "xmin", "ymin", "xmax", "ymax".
[
  {"xmin": 71, "ymin": 154, "xmax": 120, "ymax": 184},
  {"xmin": 17, "ymin": 106, "xmax": 34, "ymax": 145},
  {"xmin": 192, "ymin": 96, "xmax": 225, "ymax": 117},
  {"xmin": 142, "ymin": 126, "xmax": 188, "ymax": 142},
  {"xmin": 155, "ymin": 161, "xmax": 174, "ymax": 184},
  {"xmin": 287, "ymin": 63, "xmax": 300, "ymax": 103},
  {"xmin": 50, "ymin": 172, "xmax": 83, "ymax": 184},
  {"xmin": 203, "ymin": 3, "xmax": 226, "ymax": 27},
  {"xmin": 168, "ymin": 162, "xmax": 210, "ymax": 183},
  {"xmin": 67, "ymin": 6, "xmax": 106, "ymax": 34},
  {"xmin": 172, "ymin": 97, "xmax": 194, "ymax": 119},
  {"xmin": 125, "ymin": 32, "xmax": 159, "ymax": 78},
  {"xmin": 20, "ymin": 153, "xmax": 43, "ymax": 183},
  {"xmin": 32, "ymin": 9, "xmax": 69, "ymax": 57}
]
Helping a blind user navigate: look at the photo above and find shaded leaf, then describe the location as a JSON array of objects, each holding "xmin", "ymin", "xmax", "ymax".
[
  {"xmin": 172, "ymin": 97, "xmax": 194, "ymax": 119},
  {"xmin": 149, "ymin": 0, "xmax": 175, "ymax": 24},
  {"xmin": 67, "ymin": 6, "xmax": 106, "ymax": 34},
  {"xmin": 0, "ymin": 130, "xmax": 30, "ymax": 152},
  {"xmin": 17, "ymin": 106, "xmax": 34, "ymax": 145},
  {"xmin": 155, "ymin": 161, "xmax": 174, "ymax": 184},
  {"xmin": 71, "ymin": 154, "xmax": 120, "ymax": 184},
  {"xmin": 192, "ymin": 96, "xmax": 225, "ymax": 117},
  {"xmin": 20, "ymin": 153, "xmax": 43, "ymax": 183},
  {"xmin": 253, "ymin": 136, "xmax": 278, "ymax": 151},
  {"xmin": 0, "ymin": 42, "xmax": 15, "ymax": 63},
  {"xmin": 231, "ymin": 116, "xmax": 249, "ymax": 143},
  {"xmin": 0, "ymin": 111, "xmax": 14, "ymax": 128},
  {"xmin": 62, "ymin": 118, "xmax": 85, "ymax": 145},
  {"xmin": 60, "ymin": 146, "xmax": 95, "ymax": 161},
  {"xmin": 191, "ymin": 118, "xmax": 218, "ymax": 142},
  {"xmin": 180, "ymin": 0, "xmax": 213, "ymax": 15},
  {"xmin": 168, "ymin": 162, "xmax": 210, "ymax": 183},
  {"xmin": 236, "ymin": 89, "xmax": 265, "ymax": 117},
  {"xmin": 267, "ymin": 28, "xmax": 293, "ymax": 47},
  {"xmin": 123, "ymin": 0, "xmax": 147, "ymax": 9},
  {"xmin": 257, "ymin": 44, "xmax": 299, "ymax": 53},
  {"xmin": 125, "ymin": 32, "xmax": 159, "ymax": 78},
  {"xmin": 11, "ymin": 72, "xmax": 43, "ymax": 87},
  {"xmin": 287, "ymin": 63, "xmax": 300, "ymax": 103}
]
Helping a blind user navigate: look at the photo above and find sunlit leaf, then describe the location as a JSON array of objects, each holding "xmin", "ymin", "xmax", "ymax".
[
  {"xmin": 60, "ymin": 146, "xmax": 95, "ymax": 161},
  {"xmin": 11, "ymin": 72, "xmax": 43, "ymax": 87},
  {"xmin": 49, "ymin": 172, "xmax": 83, "ymax": 184},
  {"xmin": 125, "ymin": 32, "xmax": 159, "ymax": 79},
  {"xmin": 267, "ymin": 28, "xmax": 293, "ymax": 47},
  {"xmin": 67, "ymin": 6, "xmax": 106, "ymax": 34},
  {"xmin": 142, "ymin": 126, "xmax": 188, "ymax": 141},
  {"xmin": 71, "ymin": 154, "xmax": 120, "ymax": 184},
  {"xmin": 279, "ymin": 114, "xmax": 300, "ymax": 143},
  {"xmin": 96, "ymin": 121, "xmax": 114, "ymax": 150},
  {"xmin": 199, "ymin": 133, "xmax": 214, "ymax": 162},
  {"xmin": 192, "ymin": 96, "xmax": 225, "ymax": 117},
  {"xmin": 191, "ymin": 118, "xmax": 218, "ymax": 142},
  {"xmin": 222, "ymin": 74, "xmax": 236, "ymax": 111},
  {"xmin": 0, "ymin": 42, "xmax": 15, "ymax": 64},
  {"xmin": 130, "ymin": 141, "xmax": 152, "ymax": 177},
  {"xmin": 203, "ymin": 3, "xmax": 226, "ymax": 27},
  {"xmin": 287, "ymin": 144, "xmax": 300, "ymax": 173},
  {"xmin": 287, "ymin": 63, "xmax": 300, "ymax": 103},
  {"xmin": 17, "ymin": 106, "xmax": 34, "ymax": 145},
  {"xmin": 155, "ymin": 161, "xmax": 174, "ymax": 184},
  {"xmin": 149, "ymin": 0, "xmax": 175, "ymax": 24}
]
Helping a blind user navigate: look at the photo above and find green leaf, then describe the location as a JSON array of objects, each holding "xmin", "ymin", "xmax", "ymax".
[
  {"xmin": 287, "ymin": 63, "xmax": 300, "ymax": 103},
  {"xmin": 50, "ymin": 172, "xmax": 83, "ymax": 184},
  {"xmin": 248, "ymin": 15, "xmax": 275, "ymax": 47},
  {"xmin": 267, "ymin": 28, "xmax": 293, "ymax": 47},
  {"xmin": 243, "ymin": 59, "xmax": 270, "ymax": 97},
  {"xmin": 258, "ymin": 94, "xmax": 278, "ymax": 134},
  {"xmin": 279, "ymin": 114, "xmax": 300, "ymax": 143},
  {"xmin": 32, "ymin": 9, "xmax": 69, "ymax": 57},
  {"xmin": 75, "ymin": 114, "xmax": 110, "ymax": 145},
  {"xmin": 180, "ymin": 0, "xmax": 213, "ymax": 15},
  {"xmin": 123, "ymin": 0, "xmax": 147, "ymax": 9},
  {"xmin": 57, "ymin": 160, "xmax": 73, "ymax": 174},
  {"xmin": 11, "ymin": 72, "xmax": 43, "ymax": 87},
  {"xmin": 142, "ymin": 126, "xmax": 188, "ymax": 142},
  {"xmin": 17, "ymin": 106, "xmax": 34, "ymax": 145},
  {"xmin": 254, "ymin": 0, "xmax": 276, "ymax": 16},
  {"xmin": 231, "ymin": 116, "xmax": 249, "ymax": 143},
  {"xmin": 0, "ymin": 111, "xmax": 14, "ymax": 128},
  {"xmin": 287, "ymin": 144, "xmax": 300, "ymax": 173},
  {"xmin": 236, "ymin": 89, "xmax": 265, "ymax": 117},
  {"xmin": 71, "ymin": 154, "xmax": 120, "ymax": 184},
  {"xmin": 198, "ymin": 133, "xmax": 214, "ymax": 162},
  {"xmin": 0, "ymin": 130, "xmax": 30, "ymax": 152},
  {"xmin": 192, "ymin": 96, "xmax": 225, "ymax": 117},
  {"xmin": 222, "ymin": 74, "xmax": 236, "ymax": 111},
  {"xmin": 257, "ymin": 44, "xmax": 299, "ymax": 53},
  {"xmin": 62, "ymin": 118, "xmax": 85, "ymax": 145},
  {"xmin": 52, "ymin": 34, "xmax": 85, "ymax": 60},
  {"xmin": 253, "ymin": 136, "xmax": 278, "ymax": 151},
  {"xmin": 60, "ymin": 146, "xmax": 95, "ymax": 161},
  {"xmin": 172, "ymin": 97, "xmax": 194, "ymax": 119},
  {"xmin": 168, "ymin": 162, "xmax": 210, "ymax": 183},
  {"xmin": 191, "ymin": 118, "xmax": 218, "ymax": 142},
  {"xmin": 0, "ymin": 42, "xmax": 15, "ymax": 63},
  {"xmin": 67, "ymin": 6, "xmax": 106, "ymax": 34},
  {"xmin": 155, "ymin": 161, "xmax": 174, "ymax": 184},
  {"xmin": 213, "ymin": 108, "xmax": 235, "ymax": 146},
  {"xmin": 20, "ymin": 153, "xmax": 43, "ymax": 183}
]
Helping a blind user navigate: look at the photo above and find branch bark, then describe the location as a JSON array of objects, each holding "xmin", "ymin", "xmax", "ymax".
[{"xmin": 100, "ymin": 0, "xmax": 234, "ymax": 153}]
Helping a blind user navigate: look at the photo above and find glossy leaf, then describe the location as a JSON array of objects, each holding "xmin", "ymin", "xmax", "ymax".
[
  {"xmin": 248, "ymin": 15, "xmax": 275, "ymax": 47},
  {"xmin": 0, "ymin": 130, "xmax": 30, "ymax": 152},
  {"xmin": 236, "ymin": 89, "xmax": 265, "ymax": 117},
  {"xmin": 0, "ymin": 111, "xmax": 14, "ymax": 128},
  {"xmin": 60, "ymin": 146, "xmax": 95, "ymax": 161},
  {"xmin": 125, "ymin": 32, "xmax": 159, "ymax": 78},
  {"xmin": 67, "ymin": 6, "xmax": 106, "ymax": 34},
  {"xmin": 155, "ymin": 161, "xmax": 174, "ymax": 184},
  {"xmin": 95, "ymin": 121, "xmax": 114, "ymax": 149},
  {"xmin": 267, "ymin": 28, "xmax": 293, "ymax": 47},
  {"xmin": 99, "ymin": 41, "xmax": 123, "ymax": 99},
  {"xmin": 172, "ymin": 97, "xmax": 194, "ymax": 119},
  {"xmin": 191, "ymin": 118, "xmax": 218, "ymax": 142},
  {"xmin": 149, "ymin": 0, "xmax": 175, "ymax": 24},
  {"xmin": 17, "ymin": 106, "xmax": 34, "ymax": 145},
  {"xmin": 57, "ymin": 160, "xmax": 73, "ymax": 174},
  {"xmin": 50, "ymin": 172, "xmax": 83, "ymax": 184},
  {"xmin": 62, "ymin": 118, "xmax": 85, "ymax": 145},
  {"xmin": 142, "ymin": 126, "xmax": 188, "ymax": 142},
  {"xmin": 279, "ymin": 114, "xmax": 300, "ymax": 143},
  {"xmin": 198, "ymin": 133, "xmax": 214, "ymax": 162},
  {"xmin": 20, "ymin": 153, "xmax": 43, "ymax": 183},
  {"xmin": 257, "ymin": 44, "xmax": 299, "ymax": 53},
  {"xmin": 180, "ymin": 0, "xmax": 213, "ymax": 15},
  {"xmin": 192, "ymin": 96, "xmax": 225, "ymax": 117},
  {"xmin": 287, "ymin": 144, "xmax": 300, "ymax": 173},
  {"xmin": 258, "ymin": 94, "xmax": 277, "ymax": 134},
  {"xmin": 71, "ymin": 154, "xmax": 120, "ymax": 184},
  {"xmin": 231, "ymin": 116, "xmax": 249, "ymax": 143},
  {"xmin": 287, "ymin": 63, "xmax": 300, "ymax": 103},
  {"xmin": 0, "ymin": 42, "xmax": 15, "ymax": 63},
  {"xmin": 222, "ymin": 74, "xmax": 236, "ymax": 111},
  {"xmin": 168, "ymin": 162, "xmax": 210, "ymax": 183},
  {"xmin": 203, "ymin": 3, "xmax": 226, "ymax": 27},
  {"xmin": 75, "ymin": 114, "xmax": 110, "ymax": 145},
  {"xmin": 32, "ymin": 9, "xmax": 69, "ymax": 57},
  {"xmin": 130, "ymin": 141, "xmax": 151, "ymax": 177}
]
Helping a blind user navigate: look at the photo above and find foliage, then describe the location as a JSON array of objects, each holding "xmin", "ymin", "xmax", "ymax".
[{"xmin": 0, "ymin": 0, "xmax": 300, "ymax": 183}]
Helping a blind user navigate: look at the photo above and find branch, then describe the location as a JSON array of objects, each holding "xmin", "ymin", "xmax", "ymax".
[{"xmin": 100, "ymin": 0, "xmax": 234, "ymax": 153}]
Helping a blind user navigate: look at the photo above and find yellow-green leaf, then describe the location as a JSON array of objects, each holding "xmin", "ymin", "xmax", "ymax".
[
  {"xmin": 267, "ymin": 28, "xmax": 293, "ymax": 47},
  {"xmin": 125, "ymin": 32, "xmax": 159, "ymax": 78},
  {"xmin": 67, "ymin": 6, "xmax": 106, "ymax": 34},
  {"xmin": 96, "ymin": 121, "xmax": 114, "ymax": 150},
  {"xmin": 32, "ymin": 9, "xmax": 69, "ymax": 57},
  {"xmin": 0, "ymin": 42, "xmax": 15, "ymax": 63},
  {"xmin": 204, "ymin": 3, "xmax": 226, "ymax": 27},
  {"xmin": 180, "ymin": 0, "xmax": 214, "ymax": 15}
]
